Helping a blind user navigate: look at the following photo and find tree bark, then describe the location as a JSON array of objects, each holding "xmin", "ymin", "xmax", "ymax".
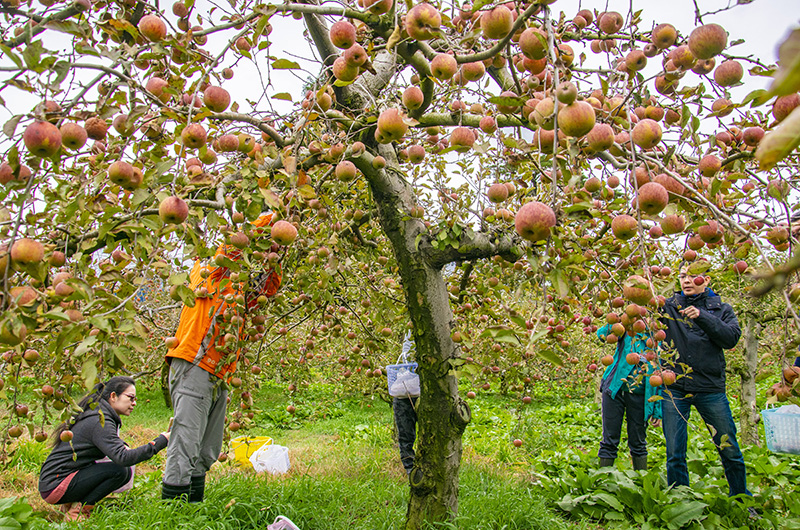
[
  {"xmin": 738, "ymin": 313, "xmax": 761, "ymax": 446},
  {"xmin": 354, "ymin": 145, "xmax": 470, "ymax": 529}
]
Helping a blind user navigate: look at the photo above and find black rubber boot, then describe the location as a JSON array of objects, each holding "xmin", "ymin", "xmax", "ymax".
[
  {"xmin": 599, "ymin": 457, "xmax": 615, "ymax": 467},
  {"xmin": 189, "ymin": 474, "xmax": 206, "ymax": 503},
  {"xmin": 632, "ymin": 455, "xmax": 648, "ymax": 471},
  {"xmin": 161, "ymin": 482, "xmax": 191, "ymax": 501}
]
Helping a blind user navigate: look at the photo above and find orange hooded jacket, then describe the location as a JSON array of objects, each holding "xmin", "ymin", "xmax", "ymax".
[{"xmin": 166, "ymin": 214, "xmax": 281, "ymax": 378}]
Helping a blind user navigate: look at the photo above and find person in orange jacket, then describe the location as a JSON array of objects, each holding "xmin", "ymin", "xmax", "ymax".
[{"xmin": 162, "ymin": 214, "xmax": 281, "ymax": 502}]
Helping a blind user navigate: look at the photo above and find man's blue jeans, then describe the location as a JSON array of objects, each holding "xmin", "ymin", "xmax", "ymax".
[{"xmin": 662, "ymin": 389, "xmax": 751, "ymax": 497}]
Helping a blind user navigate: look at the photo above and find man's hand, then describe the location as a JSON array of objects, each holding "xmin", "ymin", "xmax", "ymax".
[
  {"xmin": 679, "ymin": 306, "xmax": 700, "ymax": 319},
  {"xmin": 651, "ymin": 419, "xmax": 662, "ymax": 428}
]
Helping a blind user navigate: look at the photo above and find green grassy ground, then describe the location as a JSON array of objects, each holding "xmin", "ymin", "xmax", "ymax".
[{"xmin": 2, "ymin": 380, "xmax": 799, "ymax": 529}]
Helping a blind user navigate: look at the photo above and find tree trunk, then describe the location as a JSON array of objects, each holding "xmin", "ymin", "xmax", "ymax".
[
  {"xmin": 738, "ymin": 313, "xmax": 761, "ymax": 446},
  {"xmin": 361, "ymin": 146, "xmax": 470, "ymax": 530}
]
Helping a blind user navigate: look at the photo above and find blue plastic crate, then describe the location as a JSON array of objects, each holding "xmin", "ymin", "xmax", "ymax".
[
  {"xmin": 761, "ymin": 408, "xmax": 800, "ymax": 455},
  {"xmin": 387, "ymin": 362, "xmax": 419, "ymax": 397}
]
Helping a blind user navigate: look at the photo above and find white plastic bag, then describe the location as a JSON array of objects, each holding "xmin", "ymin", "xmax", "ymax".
[
  {"xmin": 249, "ymin": 444, "xmax": 290, "ymax": 474},
  {"xmin": 267, "ymin": 515, "xmax": 301, "ymax": 530},
  {"xmin": 389, "ymin": 369, "xmax": 420, "ymax": 397}
]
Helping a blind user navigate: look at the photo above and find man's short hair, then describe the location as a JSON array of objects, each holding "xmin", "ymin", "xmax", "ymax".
[{"xmin": 791, "ymin": 211, "xmax": 800, "ymax": 224}]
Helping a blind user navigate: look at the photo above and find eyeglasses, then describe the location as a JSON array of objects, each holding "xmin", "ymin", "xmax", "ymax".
[{"xmin": 123, "ymin": 393, "xmax": 137, "ymax": 402}]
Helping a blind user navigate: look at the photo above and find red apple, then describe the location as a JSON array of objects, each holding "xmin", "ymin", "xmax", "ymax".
[
  {"xmin": 24, "ymin": 120, "xmax": 61, "ymax": 158},
  {"xmin": 329, "ymin": 20, "xmax": 356, "ymax": 49},
  {"xmin": 138, "ymin": 14, "xmax": 167, "ymax": 42},
  {"xmin": 404, "ymin": 3, "xmax": 441, "ymax": 41},
  {"xmin": 60, "ymin": 122, "xmax": 88, "ymax": 150},
  {"xmin": 159, "ymin": 196, "xmax": 189, "ymax": 225},
  {"xmin": 203, "ymin": 86, "xmax": 231, "ymax": 113},
  {"xmin": 688, "ymin": 23, "xmax": 727, "ymax": 60},
  {"xmin": 271, "ymin": 220, "xmax": 298, "ymax": 245},
  {"xmin": 480, "ymin": 5, "xmax": 513, "ymax": 40},
  {"xmin": 514, "ymin": 201, "xmax": 556, "ymax": 242}
]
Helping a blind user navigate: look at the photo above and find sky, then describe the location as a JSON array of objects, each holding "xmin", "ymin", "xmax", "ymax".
[{"xmin": 1, "ymin": 0, "xmax": 798, "ymax": 126}]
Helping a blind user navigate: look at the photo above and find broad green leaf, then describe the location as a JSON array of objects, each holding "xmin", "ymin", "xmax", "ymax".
[
  {"xmin": 22, "ymin": 40, "xmax": 44, "ymax": 70},
  {"xmin": 593, "ymin": 492, "xmax": 624, "ymax": 511},
  {"xmin": 0, "ymin": 516, "xmax": 22, "ymax": 529},
  {"xmin": 74, "ymin": 335, "xmax": 98, "ymax": 356},
  {"xmin": 175, "ymin": 284, "xmax": 196, "ymax": 307},
  {"xmin": 755, "ymin": 106, "xmax": 800, "ymax": 169},
  {"xmin": 298, "ymin": 184, "xmax": 316, "ymax": 200},
  {"xmin": 272, "ymin": 59, "xmax": 300, "ymax": 70},
  {"xmin": 259, "ymin": 188, "xmax": 283, "ymax": 210},
  {"xmin": 168, "ymin": 272, "xmax": 189, "ymax": 286},
  {"xmin": 536, "ymin": 347, "xmax": 564, "ymax": 367},
  {"xmin": 660, "ymin": 500, "xmax": 707, "ymax": 527},
  {"xmin": 488, "ymin": 95, "xmax": 526, "ymax": 107},
  {"xmin": 740, "ymin": 88, "xmax": 770, "ymax": 107},
  {"xmin": 0, "ymin": 45, "xmax": 23, "ymax": 69},
  {"xmin": 82, "ymin": 358, "xmax": 98, "ymax": 389},
  {"xmin": 3, "ymin": 115, "xmax": 22, "ymax": 138},
  {"xmin": 769, "ymin": 28, "xmax": 800, "ymax": 97},
  {"xmin": 272, "ymin": 92, "xmax": 293, "ymax": 101}
]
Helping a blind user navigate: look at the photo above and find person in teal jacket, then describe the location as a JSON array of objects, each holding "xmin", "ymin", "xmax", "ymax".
[{"xmin": 596, "ymin": 323, "xmax": 662, "ymax": 470}]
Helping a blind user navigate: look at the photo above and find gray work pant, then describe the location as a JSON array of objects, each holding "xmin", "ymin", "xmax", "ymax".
[{"xmin": 162, "ymin": 358, "xmax": 228, "ymax": 486}]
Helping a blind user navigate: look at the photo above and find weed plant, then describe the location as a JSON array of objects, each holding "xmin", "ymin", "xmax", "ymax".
[{"xmin": 1, "ymin": 380, "xmax": 798, "ymax": 529}]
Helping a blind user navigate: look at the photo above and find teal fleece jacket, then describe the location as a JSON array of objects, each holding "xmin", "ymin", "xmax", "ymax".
[{"xmin": 597, "ymin": 324, "xmax": 662, "ymax": 421}]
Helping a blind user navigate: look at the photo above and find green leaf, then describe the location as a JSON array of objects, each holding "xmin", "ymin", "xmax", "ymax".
[
  {"xmin": 660, "ymin": 500, "xmax": 707, "ymax": 527},
  {"xmin": 168, "ymin": 272, "xmax": 189, "ymax": 286},
  {"xmin": 82, "ymin": 358, "xmax": 98, "ymax": 389},
  {"xmin": 3, "ymin": 115, "xmax": 22, "ymax": 138},
  {"xmin": 740, "ymin": 88, "xmax": 770, "ymax": 108},
  {"xmin": 259, "ymin": 188, "xmax": 283, "ymax": 210},
  {"xmin": 272, "ymin": 59, "xmax": 300, "ymax": 70},
  {"xmin": 536, "ymin": 347, "xmax": 564, "ymax": 367},
  {"xmin": 272, "ymin": 92, "xmax": 293, "ymax": 101},
  {"xmin": 680, "ymin": 105, "xmax": 691, "ymax": 129},
  {"xmin": 550, "ymin": 268, "xmax": 570, "ymax": 298},
  {"xmin": 769, "ymin": 28, "xmax": 800, "ymax": 97},
  {"xmin": 0, "ymin": 45, "xmax": 23, "ymax": 69},
  {"xmin": 297, "ymin": 184, "xmax": 316, "ymax": 200},
  {"xmin": 45, "ymin": 20, "xmax": 90, "ymax": 38},
  {"xmin": 488, "ymin": 95, "xmax": 526, "ymax": 107},
  {"xmin": 175, "ymin": 285, "xmax": 196, "ymax": 307},
  {"xmin": 22, "ymin": 40, "xmax": 44, "ymax": 70},
  {"xmin": 755, "ymin": 106, "xmax": 800, "ymax": 169},
  {"xmin": 0, "ymin": 516, "xmax": 22, "ymax": 529},
  {"xmin": 593, "ymin": 492, "xmax": 624, "ymax": 511},
  {"xmin": 74, "ymin": 335, "xmax": 98, "ymax": 356}
]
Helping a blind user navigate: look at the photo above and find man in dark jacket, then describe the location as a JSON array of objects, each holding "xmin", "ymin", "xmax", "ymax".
[{"xmin": 660, "ymin": 264, "xmax": 750, "ymax": 498}]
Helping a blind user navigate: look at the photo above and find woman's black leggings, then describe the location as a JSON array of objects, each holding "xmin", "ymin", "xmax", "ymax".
[{"xmin": 58, "ymin": 463, "xmax": 130, "ymax": 505}]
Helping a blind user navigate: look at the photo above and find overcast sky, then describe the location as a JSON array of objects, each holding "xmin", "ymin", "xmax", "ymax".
[{"xmin": 0, "ymin": 0, "xmax": 798, "ymax": 135}]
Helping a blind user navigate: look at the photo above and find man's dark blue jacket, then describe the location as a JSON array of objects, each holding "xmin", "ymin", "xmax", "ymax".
[{"xmin": 660, "ymin": 289, "xmax": 741, "ymax": 393}]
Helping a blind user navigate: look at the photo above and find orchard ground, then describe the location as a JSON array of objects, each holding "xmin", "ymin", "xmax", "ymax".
[{"xmin": 1, "ymin": 376, "xmax": 799, "ymax": 530}]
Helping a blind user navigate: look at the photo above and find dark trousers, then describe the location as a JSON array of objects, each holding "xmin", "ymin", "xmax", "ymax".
[
  {"xmin": 662, "ymin": 389, "xmax": 751, "ymax": 497},
  {"xmin": 58, "ymin": 462, "xmax": 130, "ymax": 505},
  {"xmin": 599, "ymin": 389, "xmax": 647, "ymax": 459},
  {"xmin": 393, "ymin": 397, "xmax": 417, "ymax": 472}
]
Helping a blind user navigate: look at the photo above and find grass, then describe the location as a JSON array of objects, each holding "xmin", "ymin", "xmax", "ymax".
[{"xmin": 2, "ymin": 380, "xmax": 799, "ymax": 529}]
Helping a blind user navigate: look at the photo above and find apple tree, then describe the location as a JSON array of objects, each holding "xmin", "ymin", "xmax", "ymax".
[{"xmin": 1, "ymin": 0, "xmax": 800, "ymax": 527}]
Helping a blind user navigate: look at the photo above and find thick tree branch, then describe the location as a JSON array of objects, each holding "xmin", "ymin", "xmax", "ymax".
[{"xmin": 423, "ymin": 229, "xmax": 521, "ymax": 268}]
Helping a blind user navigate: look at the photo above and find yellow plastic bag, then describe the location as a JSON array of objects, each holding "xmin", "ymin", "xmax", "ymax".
[{"xmin": 231, "ymin": 436, "xmax": 273, "ymax": 468}]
